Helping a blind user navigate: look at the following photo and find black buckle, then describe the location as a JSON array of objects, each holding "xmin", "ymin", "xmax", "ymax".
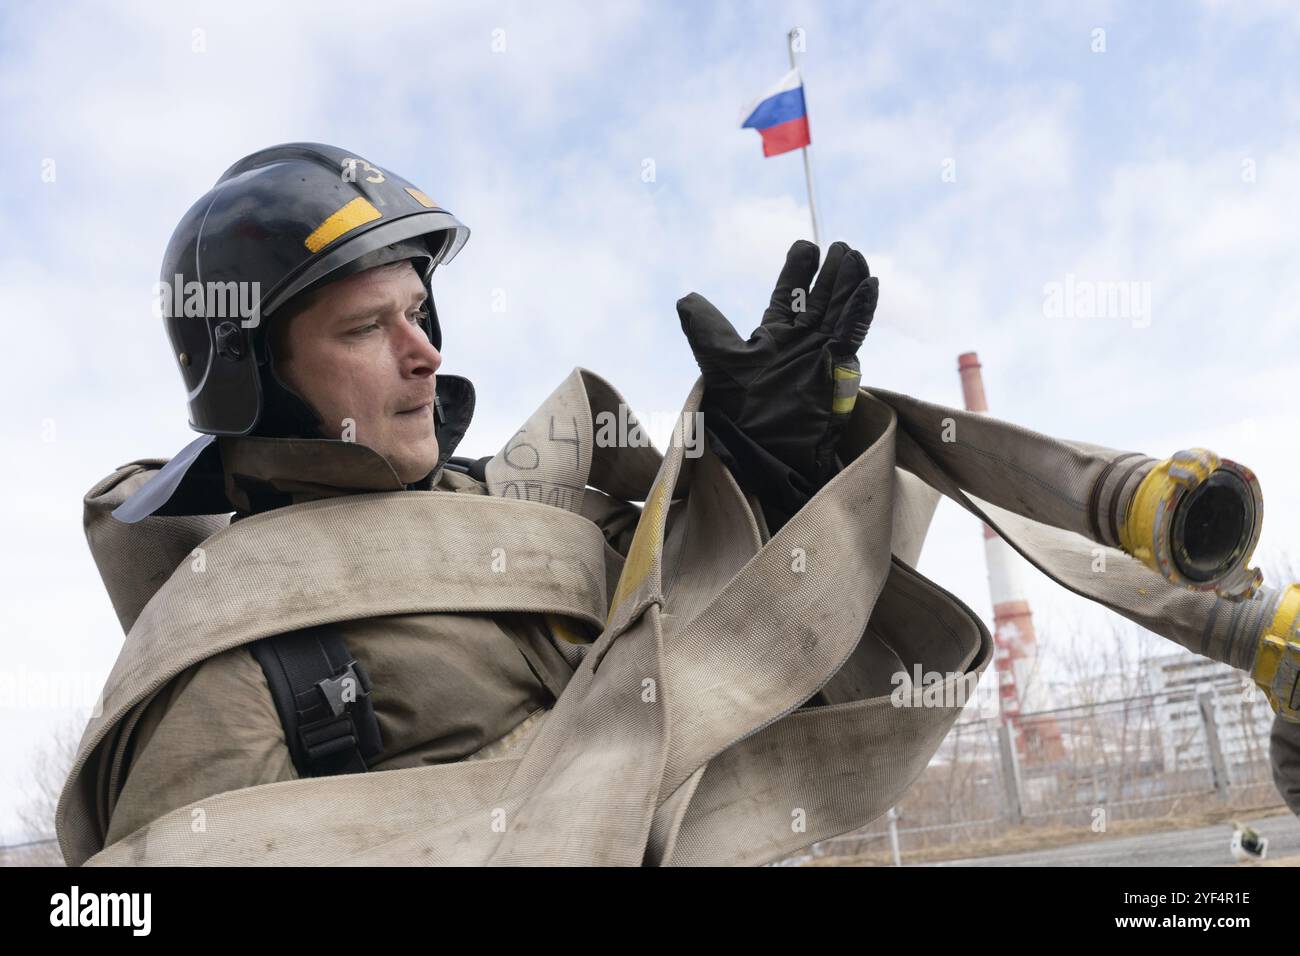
[{"xmin": 314, "ymin": 661, "xmax": 369, "ymax": 718}]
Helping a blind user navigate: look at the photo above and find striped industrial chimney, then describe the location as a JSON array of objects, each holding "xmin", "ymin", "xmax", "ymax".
[{"xmin": 958, "ymin": 352, "xmax": 1065, "ymax": 764}]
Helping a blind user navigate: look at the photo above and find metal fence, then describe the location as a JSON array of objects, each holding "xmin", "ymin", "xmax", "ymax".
[
  {"xmin": 801, "ymin": 678, "xmax": 1284, "ymax": 864},
  {"xmin": 6, "ymin": 678, "xmax": 1287, "ymax": 867}
]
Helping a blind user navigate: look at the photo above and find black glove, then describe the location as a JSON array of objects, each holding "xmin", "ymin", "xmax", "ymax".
[{"xmin": 677, "ymin": 239, "xmax": 878, "ymax": 530}]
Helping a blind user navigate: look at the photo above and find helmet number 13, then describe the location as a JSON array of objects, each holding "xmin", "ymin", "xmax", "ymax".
[{"xmin": 342, "ymin": 158, "xmax": 385, "ymax": 184}]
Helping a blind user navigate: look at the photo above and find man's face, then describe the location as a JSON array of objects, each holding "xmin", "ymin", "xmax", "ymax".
[{"xmin": 273, "ymin": 259, "xmax": 442, "ymax": 483}]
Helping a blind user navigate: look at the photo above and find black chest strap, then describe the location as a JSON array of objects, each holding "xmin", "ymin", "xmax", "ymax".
[
  {"xmin": 445, "ymin": 454, "xmax": 493, "ymax": 482},
  {"xmin": 251, "ymin": 626, "xmax": 384, "ymax": 777}
]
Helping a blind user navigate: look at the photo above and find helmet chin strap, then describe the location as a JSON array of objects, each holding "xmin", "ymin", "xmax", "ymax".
[{"xmin": 253, "ymin": 329, "xmax": 326, "ymax": 440}]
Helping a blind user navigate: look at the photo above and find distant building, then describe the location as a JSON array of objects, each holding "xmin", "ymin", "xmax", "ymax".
[{"xmin": 1141, "ymin": 650, "xmax": 1274, "ymax": 776}]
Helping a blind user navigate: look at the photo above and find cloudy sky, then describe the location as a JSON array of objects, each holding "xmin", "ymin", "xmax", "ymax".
[{"xmin": 2, "ymin": 0, "xmax": 1299, "ymax": 841}]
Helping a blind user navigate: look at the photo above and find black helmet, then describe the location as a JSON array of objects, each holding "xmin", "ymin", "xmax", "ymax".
[
  {"xmin": 160, "ymin": 142, "xmax": 470, "ymax": 436},
  {"xmin": 112, "ymin": 143, "xmax": 476, "ymax": 524}
]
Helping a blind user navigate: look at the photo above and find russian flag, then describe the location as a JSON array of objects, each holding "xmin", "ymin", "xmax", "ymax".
[{"xmin": 740, "ymin": 68, "xmax": 811, "ymax": 158}]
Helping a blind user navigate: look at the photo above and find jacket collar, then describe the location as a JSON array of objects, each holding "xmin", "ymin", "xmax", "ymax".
[
  {"xmin": 218, "ymin": 436, "xmax": 411, "ymax": 516},
  {"xmin": 111, "ymin": 373, "xmax": 476, "ymax": 522}
]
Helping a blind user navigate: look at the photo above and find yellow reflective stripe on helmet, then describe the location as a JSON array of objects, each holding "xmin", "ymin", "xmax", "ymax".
[
  {"xmin": 404, "ymin": 187, "xmax": 440, "ymax": 209},
  {"xmin": 304, "ymin": 197, "xmax": 382, "ymax": 253}
]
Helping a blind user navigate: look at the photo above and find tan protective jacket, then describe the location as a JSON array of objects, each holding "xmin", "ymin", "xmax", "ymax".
[
  {"xmin": 56, "ymin": 368, "xmax": 1291, "ymax": 866},
  {"xmin": 98, "ymin": 447, "xmax": 639, "ymax": 849}
]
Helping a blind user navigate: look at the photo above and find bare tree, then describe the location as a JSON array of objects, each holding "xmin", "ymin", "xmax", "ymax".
[{"xmin": 3, "ymin": 721, "xmax": 81, "ymax": 867}]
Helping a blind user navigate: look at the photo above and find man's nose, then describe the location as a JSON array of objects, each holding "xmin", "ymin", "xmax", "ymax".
[{"xmin": 399, "ymin": 319, "xmax": 442, "ymax": 377}]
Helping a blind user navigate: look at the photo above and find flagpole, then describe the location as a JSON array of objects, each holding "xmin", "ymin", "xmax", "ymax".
[{"xmin": 788, "ymin": 27, "xmax": 822, "ymax": 248}]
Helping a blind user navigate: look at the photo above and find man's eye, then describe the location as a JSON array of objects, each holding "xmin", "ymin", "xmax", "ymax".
[
  {"xmin": 350, "ymin": 323, "xmax": 379, "ymax": 335},
  {"xmin": 409, "ymin": 309, "xmax": 429, "ymax": 325}
]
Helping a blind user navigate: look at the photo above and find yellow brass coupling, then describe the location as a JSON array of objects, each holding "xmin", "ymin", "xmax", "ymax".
[
  {"xmin": 1252, "ymin": 584, "xmax": 1300, "ymax": 723},
  {"xmin": 1118, "ymin": 448, "xmax": 1263, "ymax": 600}
]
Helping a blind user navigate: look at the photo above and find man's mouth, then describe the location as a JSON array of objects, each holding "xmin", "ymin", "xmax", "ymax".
[{"xmin": 396, "ymin": 402, "xmax": 431, "ymax": 416}]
